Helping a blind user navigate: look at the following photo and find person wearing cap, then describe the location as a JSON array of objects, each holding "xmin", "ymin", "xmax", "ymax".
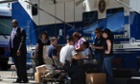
[{"xmin": 93, "ymin": 28, "xmax": 105, "ymax": 71}]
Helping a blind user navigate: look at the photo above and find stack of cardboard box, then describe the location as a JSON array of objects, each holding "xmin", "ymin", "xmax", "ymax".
[
  {"xmin": 86, "ymin": 73, "xmax": 106, "ymax": 84},
  {"xmin": 34, "ymin": 65, "xmax": 47, "ymax": 83}
]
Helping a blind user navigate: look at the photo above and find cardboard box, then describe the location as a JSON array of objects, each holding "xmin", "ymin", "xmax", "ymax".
[
  {"xmin": 34, "ymin": 72, "xmax": 44, "ymax": 83},
  {"xmin": 86, "ymin": 73, "xmax": 106, "ymax": 84},
  {"xmin": 36, "ymin": 65, "xmax": 47, "ymax": 73}
]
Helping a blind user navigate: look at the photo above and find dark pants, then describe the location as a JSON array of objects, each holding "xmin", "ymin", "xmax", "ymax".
[
  {"xmin": 68, "ymin": 64, "xmax": 85, "ymax": 84},
  {"xmin": 11, "ymin": 50, "xmax": 28, "ymax": 82},
  {"xmin": 94, "ymin": 53, "xmax": 104, "ymax": 71},
  {"xmin": 36, "ymin": 57, "xmax": 44, "ymax": 66},
  {"xmin": 102, "ymin": 56, "xmax": 114, "ymax": 83}
]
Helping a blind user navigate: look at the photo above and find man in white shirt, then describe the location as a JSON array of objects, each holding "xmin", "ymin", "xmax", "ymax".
[
  {"xmin": 60, "ymin": 37, "xmax": 86, "ymax": 84},
  {"xmin": 60, "ymin": 37, "xmax": 77, "ymax": 65}
]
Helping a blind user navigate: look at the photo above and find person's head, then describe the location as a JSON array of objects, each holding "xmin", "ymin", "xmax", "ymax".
[
  {"xmin": 94, "ymin": 28, "xmax": 102, "ymax": 37},
  {"xmin": 40, "ymin": 31, "xmax": 48, "ymax": 40},
  {"xmin": 72, "ymin": 32, "xmax": 82, "ymax": 42},
  {"xmin": 67, "ymin": 37, "xmax": 74, "ymax": 45},
  {"xmin": 102, "ymin": 29, "xmax": 110, "ymax": 39},
  {"xmin": 12, "ymin": 19, "xmax": 18, "ymax": 28},
  {"xmin": 50, "ymin": 37, "xmax": 58, "ymax": 46},
  {"xmin": 81, "ymin": 42, "xmax": 89, "ymax": 49}
]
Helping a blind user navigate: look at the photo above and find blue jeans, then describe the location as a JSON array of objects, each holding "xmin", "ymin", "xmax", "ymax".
[
  {"xmin": 94, "ymin": 53, "xmax": 104, "ymax": 71},
  {"xmin": 102, "ymin": 56, "xmax": 114, "ymax": 83}
]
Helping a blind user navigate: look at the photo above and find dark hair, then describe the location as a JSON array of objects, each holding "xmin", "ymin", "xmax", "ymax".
[
  {"xmin": 72, "ymin": 32, "xmax": 82, "ymax": 39},
  {"xmin": 102, "ymin": 28, "xmax": 114, "ymax": 43},
  {"xmin": 67, "ymin": 37, "xmax": 74, "ymax": 42},
  {"xmin": 102, "ymin": 29, "xmax": 110, "ymax": 36},
  {"xmin": 94, "ymin": 27, "xmax": 102, "ymax": 33},
  {"xmin": 39, "ymin": 31, "xmax": 48, "ymax": 39},
  {"xmin": 83, "ymin": 42, "xmax": 89, "ymax": 48}
]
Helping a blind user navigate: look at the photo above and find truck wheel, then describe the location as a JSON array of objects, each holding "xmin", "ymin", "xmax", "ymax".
[
  {"xmin": 1, "ymin": 64, "xmax": 10, "ymax": 70},
  {"xmin": 0, "ymin": 59, "xmax": 10, "ymax": 70}
]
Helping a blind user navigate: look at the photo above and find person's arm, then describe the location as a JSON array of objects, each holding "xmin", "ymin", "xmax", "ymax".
[
  {"xmin": 75, "ymin": 38, "xmax": 86, "ymax": 51},
  {"xmin": 52, "ymin": 48, "xmax": 58, "ymax": 58},
  {"xmin": 82, "ymin": 48, "xmax": 90, "ymax": 58},
  {"xmin": 93, "ymin": 45, "xmax": 104, "ymax": 50},
  {"xmin": 105, "ymin": 39, "xmax": 111, "ymax": 54},
  {"xmin": 93, "ymin": 38, "xmax": 104, "ymax": 50},
  {"xmin": 59, "ymin": 49, "xmax": 65, "ymax": 66},
  {"xmin": 17, "ymin": 29, "xmax": 26, "ymax": 56},
  {"xmin": 71, "ymin": 47, "xmax": 86, "ymax": 59},
  {"xmin": 75, "ymin": 46, "xmax": 83, "ymax": 51},
  {"xmin": 75, "ymin": 42, "xmax": 83, "ymax": 51},
  {"xmin": 33, "ymin": 43, "xmax": 39, "ymax": 58},
  {"xmin": 73, "ymin": 54, "xmax": 86, "ymax": 59},
  {"xmin": 60, "ymin": 58, "xmax": 65, "ymax": 67}
]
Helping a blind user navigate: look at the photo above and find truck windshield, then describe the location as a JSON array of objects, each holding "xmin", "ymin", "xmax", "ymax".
[{"xmin": 0, "ymin": 16, "xmax": 12, "ymax": 35}]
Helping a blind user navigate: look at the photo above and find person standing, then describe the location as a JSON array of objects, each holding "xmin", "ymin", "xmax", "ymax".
[
  {"xmin": 102, "ymin": 29, "xmax": 114, "ymax": 84},
  {"xmin": 93, "ymin": 28, "xmax": 104, "ymax": 71},
  {"xmin": 34, "ymin": 31, "xmax": 50, "ymax": 66},
  {"xmin": 10, "ymin": 19, "xmax": 28, "ymax": 83}
]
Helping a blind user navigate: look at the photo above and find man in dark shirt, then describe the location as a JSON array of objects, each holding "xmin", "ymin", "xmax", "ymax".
[{"xmin": 93, "ymin": 28, "xmax": 105, "ymax": 71}]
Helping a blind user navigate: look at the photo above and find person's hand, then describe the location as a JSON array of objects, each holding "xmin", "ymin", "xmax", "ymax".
[
  {"xmin": 105, "ymin": 51, "xmax": 109, "ymax": 54},
  {"xmin": 33, "ymin": 53, "xmax": 38, "ymax": 58},
  {"xmin": 17, "ymin": 50, "xmax": 21, "ymax": 56},
  {"xmin": 82, "ymin": 56, "xmax": 87, "ymax": 59}
]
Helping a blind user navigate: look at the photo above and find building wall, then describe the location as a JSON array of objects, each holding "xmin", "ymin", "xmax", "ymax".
[{"xmin": 18, "ymin": 0, "xmax": 133, "ymax": 26}]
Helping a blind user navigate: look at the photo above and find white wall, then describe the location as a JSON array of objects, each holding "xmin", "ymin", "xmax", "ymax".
[
  {"xmin": 75, "ymin": 0, "xmax": 84, "ymax": 22},
  {"xmin": 130, "ymin": 0, "xmax": 140, "ymax": 13},
  {"xmin": 39, "ymin": 1, "xmax": 55, "ymax": 25},
  {"xmin": 56, "ymin": 3, "xmax": 64, "ymax": 23},
  {"xmin": 18, "ymin": 0, "xmax": 132, "ymax": 25},
  {"xmin": 65, "ymin": 1, "xmax": 74, "ymax": 22},
  {"xmin": 18, "ymin": 0, "xmax": 39, "ymax": 25},
  {"xmin": 37, "ymin": 0, "xmax": 85, "ymax": 25}
]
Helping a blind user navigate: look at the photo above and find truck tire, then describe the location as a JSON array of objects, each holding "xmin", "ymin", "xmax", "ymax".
[
  {"xmin": 1, "ymin": 64, "xmax": 10, "ymax": 70},
  {"xmin": 0, "ymin": 58, "xmax": 10, "ymax": 70}
]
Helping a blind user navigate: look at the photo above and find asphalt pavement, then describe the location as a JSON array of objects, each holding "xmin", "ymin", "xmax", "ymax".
[{"xmin": 0, "ymin": 65, "xmax": 37, "ymax": 84}]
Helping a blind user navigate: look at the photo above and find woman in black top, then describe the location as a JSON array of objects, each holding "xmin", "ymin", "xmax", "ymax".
[
  {"xmin": 102, "ymin": 29, "xmax": 114, "ymax": 84},
  {"xmin": 34, "ymin": 31, "xmax": 50, "ymax": 66}
]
